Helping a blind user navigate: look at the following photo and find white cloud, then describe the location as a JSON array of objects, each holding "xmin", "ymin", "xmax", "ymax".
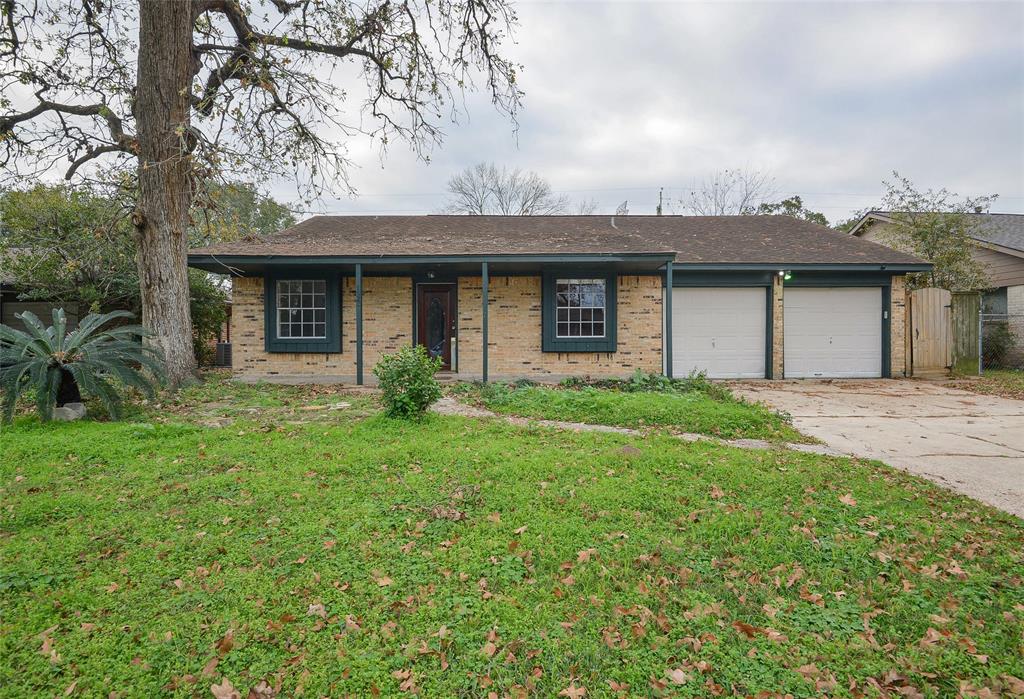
[{"xmin": 284, "ymin": 0, "xmax": 1024, "ymax": 222}]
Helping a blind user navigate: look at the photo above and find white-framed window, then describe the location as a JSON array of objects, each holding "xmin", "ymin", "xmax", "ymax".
[
  {"xmin": 555, "ymin": 278, "xmax": 606, "ymax": 338},
  {"xmin": 276, "ymin": 279, "xmax": 327, "ymax": 339}
]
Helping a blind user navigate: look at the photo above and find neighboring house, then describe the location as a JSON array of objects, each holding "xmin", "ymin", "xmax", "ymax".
[
  {"xmin": 0, "ymin": 261, "xmax": 80, "ymax": 332},
  {"xmin": 849, "ymin": 212, "xmax": 1024, "ymax": 365},
  {"xmin": 848, "ymin": 212, "xmax": 1024, "ymax": 315},
  {"xmin": 187, "ymin": 215, "xmax": 929, "ymax": 383}
]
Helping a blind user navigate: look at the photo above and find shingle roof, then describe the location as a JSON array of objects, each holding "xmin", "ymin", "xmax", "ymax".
[
  {"xmin": 962, "ymin": 214, "xmax": 1023, "ymax": 252},
  {"xmin": 855, "ymin": 211, "xmax": 1024, "ymax": 254},
  {"xmin": 190, "ymin": 215, "xmax": 927, "ymax": 267}
]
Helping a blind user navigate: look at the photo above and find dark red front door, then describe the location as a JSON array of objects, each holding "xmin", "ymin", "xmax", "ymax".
[{"xmin": 416, "ymin": 284, "xmax": 456, "ymax": 370}]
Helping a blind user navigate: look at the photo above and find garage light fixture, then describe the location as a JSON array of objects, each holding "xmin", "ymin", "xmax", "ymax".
[{"xmin": 777, "ymin": 270, "xmax": 792, "ymax": 281}]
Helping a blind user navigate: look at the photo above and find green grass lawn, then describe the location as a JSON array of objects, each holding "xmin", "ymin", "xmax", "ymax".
[
  {"xmin": 1, "ymin": 378, "xmax": 1022, "ymax": 698},
  {"xmin": 949, "ymin": 369, "xmax": 1024, "ymax": 401},
  {"xmin": 457, "ymin": 381, "xmax": 807, "ymax": 442}
]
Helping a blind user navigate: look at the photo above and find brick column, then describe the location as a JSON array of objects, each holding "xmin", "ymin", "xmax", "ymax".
[
  {"xmin": 890, "ymin": 275, "xmax": 908, "ymax": 377},
  {"xmin": 771, "ymin": 274, "xmax": 784, "ymax": 379}
]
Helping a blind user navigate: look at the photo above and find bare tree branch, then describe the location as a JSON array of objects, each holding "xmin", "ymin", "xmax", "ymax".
[
  {"xmin": 443, "ymin": 162, "xmax": 570, "ymax": 215},
  {"xmin": 678, "ymin": 168, "xmax": 776, "ymax": 215}
]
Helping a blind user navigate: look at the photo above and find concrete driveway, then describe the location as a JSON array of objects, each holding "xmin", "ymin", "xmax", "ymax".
[{"xmin": 731, "ymin": 380, "xmax": 1024, "ymax": 518}]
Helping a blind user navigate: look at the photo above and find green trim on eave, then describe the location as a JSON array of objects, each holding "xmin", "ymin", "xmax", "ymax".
[
  {"xmin": 672, "ymin": 262, "xmax": 931, "ymax": 272},
  {"xmin": 673, "ymin": 270, "xmax": 774, "ymax": 287},
  {"xmin": 190, "ymin": 253, "xmax": 676, "ymax": 266},
  {"xmin": 541, "ymin": 269, "xmax": 618, "ymax": 353},
  {"xmin": 263, "ymin": 271, "xmax": 342, "ymax": 353},
  {"xmin": 783, "ymin": 271, "xmax": 894, "ymax": 287}
]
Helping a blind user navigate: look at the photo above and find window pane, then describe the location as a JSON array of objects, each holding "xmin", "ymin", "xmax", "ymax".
[
  {"xmin": 552, "ymin": 278, "xmax": 608, "ymax": 341},
  {"xmin": 276, "ymin": 279, "xmax": 330, "ymax": 339}
]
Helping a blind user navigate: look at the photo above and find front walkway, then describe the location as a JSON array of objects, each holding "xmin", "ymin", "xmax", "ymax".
[{"xmin": 731, "ymin": 380, "xmax": 1024, "ymax": 518}]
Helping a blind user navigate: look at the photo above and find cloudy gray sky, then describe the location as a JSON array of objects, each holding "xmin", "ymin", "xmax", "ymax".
[{"xmin": 278, "ymin": 0, "xmax": 1024, "ymax": 224}]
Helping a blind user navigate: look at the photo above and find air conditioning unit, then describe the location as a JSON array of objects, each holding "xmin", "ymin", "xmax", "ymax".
[{"xmin": 215, "ymin": 342, "xmax": 232, "ymax": 367}]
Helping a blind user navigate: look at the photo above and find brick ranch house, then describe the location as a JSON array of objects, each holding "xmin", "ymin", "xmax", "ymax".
[{"xmin": 187, "ymin": 215, "xmax": 930, "ymax": 384}]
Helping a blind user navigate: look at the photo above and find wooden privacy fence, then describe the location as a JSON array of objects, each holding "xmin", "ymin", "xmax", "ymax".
[
  {"xmin": 908, "ymin": 288, "xmax": 981, "ymax": 376},
  {"xmin": 950, "ymin": 291, "xmax": 980, "ymax": 374}
]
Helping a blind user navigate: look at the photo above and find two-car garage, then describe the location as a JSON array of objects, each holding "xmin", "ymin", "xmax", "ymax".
[{"xmin": 670, "ymin": 279, "xmax": 888, "ymax": 379}]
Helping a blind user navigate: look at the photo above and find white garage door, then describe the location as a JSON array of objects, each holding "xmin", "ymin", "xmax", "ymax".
[
  {"xmin": 784, "ymin": 287, "xmax": 882, "ymax": 378},
  {"xmin": 672, "ymin": 287, "xmax": 766, "ymax": 379}
]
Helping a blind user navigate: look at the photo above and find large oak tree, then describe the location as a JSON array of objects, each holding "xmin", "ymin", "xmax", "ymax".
[{"xmin": 1, "ymin": 0, "xmax": 521, "ymax": 384}]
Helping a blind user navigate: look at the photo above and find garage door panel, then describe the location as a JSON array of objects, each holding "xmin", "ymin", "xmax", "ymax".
[
  {"xmin": 672, "ymin": 287, "xmax": 766, "ymax": 379},
  {"xmin": 784, "ymin": 287, "xmax": 881, "ymax": 378}
]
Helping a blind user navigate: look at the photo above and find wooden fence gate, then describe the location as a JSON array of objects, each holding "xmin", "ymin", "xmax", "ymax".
[
  {"xmin": 909, "ymin": 287, "xmax": 952, "ymax": 376},
  {"xmin": 908, "ymin": 288, "xmax": 982, "ymax": 376}
]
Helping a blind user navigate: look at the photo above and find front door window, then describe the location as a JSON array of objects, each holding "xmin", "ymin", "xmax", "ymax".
[
  {"xmin": 416, "ymin": 284, "xmax": 455, "ymax": 370},
  {"xmin": 427, "ymin": 297, "xmax": 447, "ymax": 360}
]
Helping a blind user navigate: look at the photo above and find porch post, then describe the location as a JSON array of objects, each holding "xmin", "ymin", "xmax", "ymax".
[
  {"xmin": 664, "ymin": 263, "xmax": 673, "ymax": 378},
  {"xmin": 355, "ymin": 263, "xmax": 364, "ymax": 385},
  {"xmin": 481, "ymin": 261, "xmax": 489, "ymax": 383}
]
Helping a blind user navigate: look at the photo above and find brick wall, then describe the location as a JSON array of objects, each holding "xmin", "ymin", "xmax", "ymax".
[
  {"xmin": 890, "ymin": 274, "xmax": 908, "ymax": 377},
  {"xmin": 457, "ymin": 275, "xmax": 663, "ymax": 380},
  {"xmin": 771, "ymin": 275, "xmax": 784, "ymax": 379},
  {"xmin": 231, "ymin": 276, "xmax": 411, "ymax": 380},
  {"xmin": 1004, "ymin": 284, "xmax": 1024, "ymax": 366}
]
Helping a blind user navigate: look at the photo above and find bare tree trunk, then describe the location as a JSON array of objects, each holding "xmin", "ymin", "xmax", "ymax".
[{"xmin": 133, "ymin": 0, "xmax": 196, "ymax": 386}]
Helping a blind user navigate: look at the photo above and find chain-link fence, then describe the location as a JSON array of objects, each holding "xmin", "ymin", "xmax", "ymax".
[{"xmin": 980, "ymin": 313, "xmax": 1024, "ymax": 373}]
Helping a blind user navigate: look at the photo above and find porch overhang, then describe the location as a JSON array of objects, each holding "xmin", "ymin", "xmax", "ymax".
[
  {"xmin": 186, "ymin": 252, "xmax": 676, "ymax": 276},
  {"xmin": 671, "ymin": 262, "xmax": 933, "ymax": 273}
]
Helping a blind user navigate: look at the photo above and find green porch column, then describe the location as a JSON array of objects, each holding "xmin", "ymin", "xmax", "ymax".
[
  {"xmin": 355, "ymin": 263, "xmax": 363, "ymax": 385},
  {"xmin": 664, "ymin": 264, "xmax": 673, "ymax": 378},
  {"xmin": 481, "ymin": 262, "xmax": 489, "ymax": 383}
]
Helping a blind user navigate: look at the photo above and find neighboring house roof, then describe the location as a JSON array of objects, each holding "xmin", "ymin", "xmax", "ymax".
[
  {"xmin": 0, "ymin": 246, "xmax": 25, "ymax": 286},
  {"xmin": 849, "ymin": 211, "xmax": 1024, "ymax": 255},
  {"xmin": 189, "ymin": 215, "xmax": 927, "ymax": 268}
]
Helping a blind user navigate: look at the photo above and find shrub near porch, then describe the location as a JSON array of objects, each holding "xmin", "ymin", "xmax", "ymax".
[{"xmin": 3, "ymin": 379, "xmax": 1021, "ymax": 697}]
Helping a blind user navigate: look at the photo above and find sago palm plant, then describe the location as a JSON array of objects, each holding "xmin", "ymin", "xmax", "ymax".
[{"xmin": 0, "ymin": 308, "xmax": 165, "ymax": 423}]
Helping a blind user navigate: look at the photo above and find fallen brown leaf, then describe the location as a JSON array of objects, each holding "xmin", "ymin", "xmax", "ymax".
[{"xmin": 210, "ymin": 677, "xmax": 240, "ymax": 699}]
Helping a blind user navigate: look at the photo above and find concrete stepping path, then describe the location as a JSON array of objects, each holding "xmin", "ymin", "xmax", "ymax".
[{"xmin": 431, "ymin": 397, "xmax": 843, "ymax": 457}]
